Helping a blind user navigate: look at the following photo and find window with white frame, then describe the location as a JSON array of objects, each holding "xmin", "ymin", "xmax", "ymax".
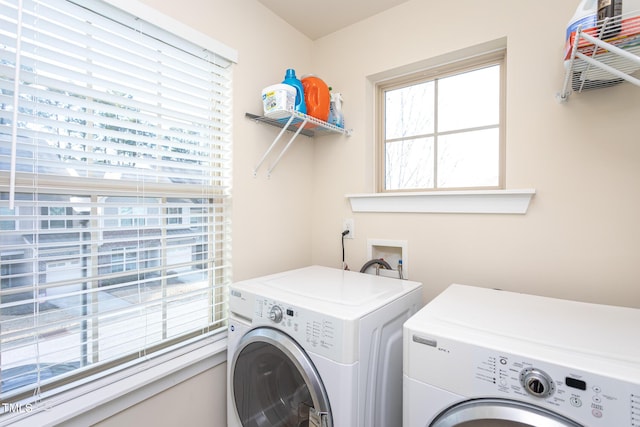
[
  {"xmin": 109, "ymin": 247, "xmax": 138, "ymax": 273},
  {"xmin": 0, "ymin": 0, "xmax": 234, "ymax": 409},
  {"xmin": 40, "ymin": 205, "xmax": 72, "ymax": 229},
  {"xmin": 0, "ymin": 207, "xmax": 15, "ymax": 230},
  {"xmin": 378, "ymin": 51, "xmax": 505, "ymax": 192},
  {"xmin": 167, "ymin": 206, "xmax": 183, "ymax": 225}
]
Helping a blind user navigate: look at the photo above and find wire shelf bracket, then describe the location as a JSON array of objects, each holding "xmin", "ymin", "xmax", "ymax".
[{"xmin": 247, "ymin": 110, "xmax": 351, "ymax": 178}]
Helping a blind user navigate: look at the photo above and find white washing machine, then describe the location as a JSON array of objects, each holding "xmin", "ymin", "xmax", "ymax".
[
  {"xmin": 227, "ymin": 265, "xmax": 423, "ymax": 427},
  {"xmin": 403, "ymin": 284, "xmax": 640, "ymax": 427}
]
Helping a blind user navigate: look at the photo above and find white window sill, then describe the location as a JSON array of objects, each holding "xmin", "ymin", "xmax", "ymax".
[
  {"xmin": 1, "ymin": 335, "xmax": 228, "ymax": 427},
  {"xmin": 346, "ymin": 189, "xmax": 535, "ymax": 214}
]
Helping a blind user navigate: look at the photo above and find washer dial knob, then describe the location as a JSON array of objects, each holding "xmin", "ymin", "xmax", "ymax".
[
  {"xmin": 269, "ymin": 305, "xmax": 283, "ymax": 323},
  {"xmin": 520, "ymin": 367, "xmax": 555, "ymax": 398}
]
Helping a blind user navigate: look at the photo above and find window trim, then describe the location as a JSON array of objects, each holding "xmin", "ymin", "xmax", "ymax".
[
  {"xmin": 376, "ymin": 50, "xmax": 507, "ymax": 193},
  {"xmin": 0, "ymin": 335, "xmax": 227, "ymax": 427},
  {"xmin": 102, "ymin": 0, "xmax": 238, "ymax": 64},
  {"xmin": 346, "ymin": 189, "xmax": 535, "ymax": 215}
]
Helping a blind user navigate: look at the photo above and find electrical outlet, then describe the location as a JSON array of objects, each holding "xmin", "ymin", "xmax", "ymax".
[{"xmin": 342, "ymin": 218, "xmax": 354, "ymax": 239}]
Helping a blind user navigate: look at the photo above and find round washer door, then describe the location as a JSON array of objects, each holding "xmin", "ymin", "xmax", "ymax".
[
  {"xmin": 230, "ymin": 327, "xmax": 332, "ymax": 427},
  {"xmin": 431, "ymin": 399, "xmax": 584, "ymax": 427}
]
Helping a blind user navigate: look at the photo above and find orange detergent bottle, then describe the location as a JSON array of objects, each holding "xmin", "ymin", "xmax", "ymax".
[{"xmin": 301, "ymin": 75, "xmax": 330, "ymax": 122}]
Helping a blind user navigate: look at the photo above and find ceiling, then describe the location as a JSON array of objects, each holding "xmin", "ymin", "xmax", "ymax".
[{"xmin": 257, "ymin": 0, "xmax": 411, "ymax": 40}]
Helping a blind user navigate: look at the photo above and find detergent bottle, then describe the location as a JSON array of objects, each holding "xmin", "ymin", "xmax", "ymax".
[
  {"xmin": 566, "ymin": 0, "xmax": 598, "ymax": 48},
  {"xmin": 597, "ymin": 0, "xmax": 622, "ymax": 38},
  {"xmin": 282, "ymin": 69, "xmax": 306, "ymax": 115},
  {"xmin": 301, "ymin": 75, "xmax": 330, "ymax": 122},
  {"xmin": 564, "ymin": 0, "xmax": 598, "ymax": 62},
  {"xmin": 598, "ymin": 0, "xmax": 623, "ymax": 21},
  {"xmin": 328, "ymin": 91, "xmax": 344, "ymax": 129}
]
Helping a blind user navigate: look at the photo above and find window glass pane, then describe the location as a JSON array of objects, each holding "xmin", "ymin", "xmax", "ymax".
[
  {"xmin": 380, "ymin": 53, "xmax": 503, "ymax": 192},
  {"xmin": 438, "ymin": 65, "xmax": 500, "ymax": 133},
  {"xmin": 1, "ymin": 193, "xmax": 221, "ymax": 390},
  {"xmin": 0, "ymin": 207, "xmax": 16, "ymax": 230},
  {"xmin": 437, "ymin": 128, "xmax": 500, "ymax": 188},
  {"xmin": 385, "ymin": 137, "xmax": 435, "ymax": 190},
  {"xmin": 385, "ymin": 81, "xmax": 435, "ymax": 140}
]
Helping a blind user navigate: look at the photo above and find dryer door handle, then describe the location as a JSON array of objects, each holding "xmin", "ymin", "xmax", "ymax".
[{"xmin": 310, "ymin": 408, "xmax": 330, "ymax": 427}]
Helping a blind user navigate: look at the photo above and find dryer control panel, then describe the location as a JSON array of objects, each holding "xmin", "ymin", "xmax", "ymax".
[
  {"xmin": 407, "ymin": 330, "xmax": 640, "ymax": 426},
  {"xmin": 251, "ymin": 296, "xmax": 349, "ymax": 363},
  {"xmin": 471, "ymin": 346, "xmax": 640, "ymax": 427}
]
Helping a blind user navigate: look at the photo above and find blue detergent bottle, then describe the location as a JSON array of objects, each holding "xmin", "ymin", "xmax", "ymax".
[{"xmin": 282, "ymin": 69, "xmax": 307, "ymax": 115}]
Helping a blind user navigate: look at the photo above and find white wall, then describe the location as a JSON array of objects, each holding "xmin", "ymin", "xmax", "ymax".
[{"xmin": 310, "ymin": 0, "xmax": 640, "ymax": 308}]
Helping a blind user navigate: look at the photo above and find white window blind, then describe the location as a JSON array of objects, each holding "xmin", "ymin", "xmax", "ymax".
[{"xmin": 0, "ymin": 0, "xmax": 233, "ymax": 406}]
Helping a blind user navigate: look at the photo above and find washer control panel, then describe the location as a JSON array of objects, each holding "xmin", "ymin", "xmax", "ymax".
[
  {"xmin": 251, "ymin": 297, "xmax": 346, "ymax": 361},
  {"xmin": 471, "ymin": 347, "xmax": 640, "ymax": 426}
]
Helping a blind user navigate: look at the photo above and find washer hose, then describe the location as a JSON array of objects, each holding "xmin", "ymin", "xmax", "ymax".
[{"xmin": 359, "ymin": 258, "xmax": 392, "ymax": 274}]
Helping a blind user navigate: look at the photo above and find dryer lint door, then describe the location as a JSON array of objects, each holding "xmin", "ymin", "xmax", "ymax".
[{"xmin": 230, "ymin": 327, "xmax": 332, "ymax": 427}]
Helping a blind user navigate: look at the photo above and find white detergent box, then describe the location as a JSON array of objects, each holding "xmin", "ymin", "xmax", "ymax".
[{"xmin": 262, "ymin": 84, "xmax": 295, "ymax": 118}]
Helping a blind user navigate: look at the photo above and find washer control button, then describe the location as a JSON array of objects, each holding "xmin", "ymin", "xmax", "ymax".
[
  {"xmin": 269, "ymin": 305, "xmax": 283, "ymax": 323},
  {"xmin": 520, "ymin": 367, "xmax": 555, "ymax": 398},
  {"xmin": 570, "ymin": 396, "xmax": 582, "ymax": 407}
]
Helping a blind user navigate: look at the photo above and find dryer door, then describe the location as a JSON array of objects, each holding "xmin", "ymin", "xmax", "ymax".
[
  {"xmin": 230, "ymin": 327, "xmax": 332, "ymax": 427},
  {"xmin": 431, "ymin": 399, "xmax": 583, "ymax": 427}
]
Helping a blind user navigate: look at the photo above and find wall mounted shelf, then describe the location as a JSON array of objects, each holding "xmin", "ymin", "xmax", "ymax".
[
  {"xmin": 558, "ymin": 12, "xmax": 640, "ymax": 102},
  {"xmin": 247, "ymin": 110, "xmax": 351, "ymax": 177}
]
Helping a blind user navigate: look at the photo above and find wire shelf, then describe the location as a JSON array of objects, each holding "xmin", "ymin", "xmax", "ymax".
[
  {"xmin": 247, "ymin": 110, "xmax": 351, "ymax": 177},
  {"xmin": 246, "ymin": 111, "xmax": 350, "ymax": 137},
  {"xmin": 559, "ymin": 10, "xmax": 640, "ymax": 101}
]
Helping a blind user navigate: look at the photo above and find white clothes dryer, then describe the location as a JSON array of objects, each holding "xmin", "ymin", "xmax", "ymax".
[
  {"xmin": 403, "ymin": 284, "xmax": 640, "ymax": 427},
  {"xmin": 227, "ymin": 265, "xmax": 423, "ymax": 427}
]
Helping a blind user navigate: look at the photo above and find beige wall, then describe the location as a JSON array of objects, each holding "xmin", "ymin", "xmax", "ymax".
[
  {"xmin": 100, "ymin": 1, "xmax": 315, "ymax": 425},
  {"xmin": 95, "ymin": 364, "xmax": 227, "ymax": 427},
  {"xmin": 136, "ymin": 0, "xmax": 640, "ymax": 308},
  {"xmin": 97, "ymin": 0, "xmax": 640, "ymax": 425},
  {"xmin": 310, "ymin": 0, "xmax": 640, "ymax": 308},
  {"xmin": 141, "ymin": 0, "xmax": 317, "ymax": 282}
]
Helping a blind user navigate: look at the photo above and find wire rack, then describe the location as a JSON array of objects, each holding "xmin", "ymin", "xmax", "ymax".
[
  {"xmin": 247, "ymin": 110, "xmax": 351, "ymax": 177},
  {"xmin": 559, "ymin": 10, "xmax": 640, "ymax": 101},
  {"xmin": 246, "ymin": 111, "xmax": 350, "ymax": 137}
]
